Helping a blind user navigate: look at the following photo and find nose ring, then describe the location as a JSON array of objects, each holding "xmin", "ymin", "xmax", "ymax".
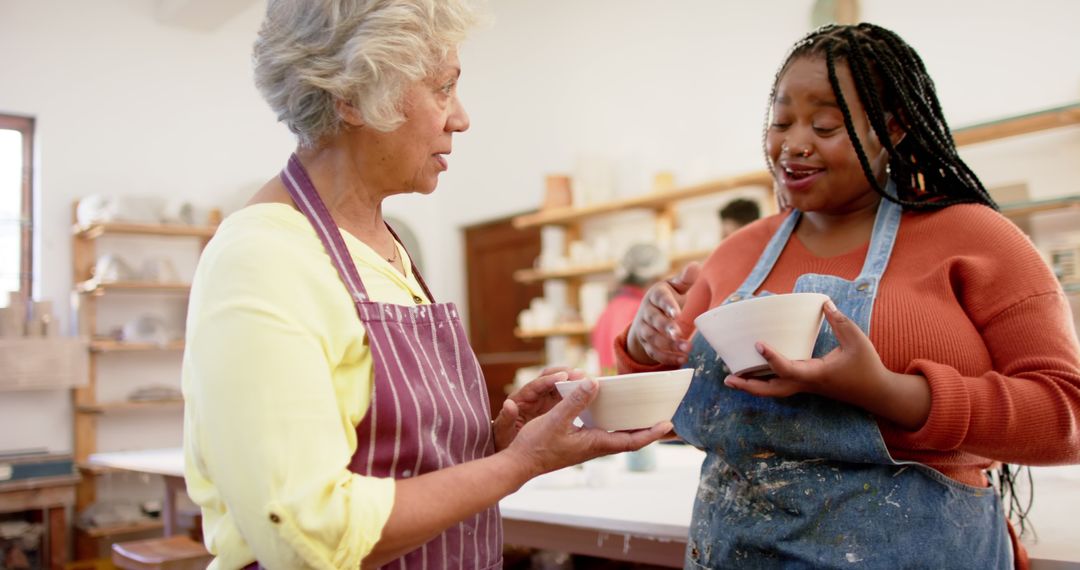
[{"xmin": 783, "ymin": 144, "xmax": 811, "ymax": 158}]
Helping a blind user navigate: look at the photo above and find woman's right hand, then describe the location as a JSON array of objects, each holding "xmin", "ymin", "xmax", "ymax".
[
  {"xmin": 626, "ymin": 262, "xmax": 700, "ymax": 366},
  {"xmin": 503, "ymin": 379, "xmax": 672, "ymax": 478}
]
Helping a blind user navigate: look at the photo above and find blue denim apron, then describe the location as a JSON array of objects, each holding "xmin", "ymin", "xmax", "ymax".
[{"xmin": 673, "ymin": 192, "xmax": 1012, "ymax": 569}]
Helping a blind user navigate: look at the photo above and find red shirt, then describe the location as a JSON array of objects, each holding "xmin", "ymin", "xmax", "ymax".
[{"xmin": 592, "ymin": 285, "xmax": 646, "ymax": 372}]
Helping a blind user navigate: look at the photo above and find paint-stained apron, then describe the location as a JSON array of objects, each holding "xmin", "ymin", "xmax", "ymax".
[
  {"xmin": 251, "ymin": 154, "xmax": 502, "ymax": 570},
  {"xmin": 673, "ymin": 188, "xmax": 1011, "ymax": 569}
]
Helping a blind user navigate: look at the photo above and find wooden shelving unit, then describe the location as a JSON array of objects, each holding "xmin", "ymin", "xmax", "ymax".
[
  {"xmin": 89, "ymin": 339, "xmax": 185, "ymax": 353},
  {"xmin": 514, "ymin": 248, "xmax": 715, "ymax": 285},
  {"xmin": 513, "ymin": 170, "xmax": 774, "ymax": 229},
  {"xmin": 81, "ymin": 519, "xmax": 164, "ymax": 539},
  {"xmin": 70, "ymin": 206, "xmax": 219, "ymax": 558},
  {"xmin": 951, "ymin": 103, "xmax": 1080, "ymax": 147},
  {"xmin": 514, "ymin": 323, "xmax": 591, "ymax": 339},
  {"xmin": 73, "ymin": 221, "xmax": 217, "ymax": 240},
  {"xmin": 75, "ymin": 280, "xmax": 192, "ymax": 295},
  {"xmin": 510, "ymin": 103, "xmax": 1080, "ymax": 343},
  {"xmin": 75, "ymin": 399, "xmax": 185, "ymax": 415},
  {"xmin": 514, "ymin": 261, "xmax": 618, "ymax": 284},
  {"xmin": 512, "ymin": 103, "xmax": 1080, "ymax": 232},
  {"xmin": 999, "ymin": 196, "xmax": 1080, "ymax": 219}
]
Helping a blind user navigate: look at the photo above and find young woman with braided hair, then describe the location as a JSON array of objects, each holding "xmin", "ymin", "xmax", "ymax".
[{"xmin": 617, "ymin": 23, "xmax": 1080, "ymax": 568}]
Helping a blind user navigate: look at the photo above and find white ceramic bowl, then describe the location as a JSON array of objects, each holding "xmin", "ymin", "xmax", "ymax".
[
  {"xmin": 554, "ymin": 369, "xmax": 693, "ymax": 431},
  {"xmin": 693, "ymin": 292, "xmax": 829, "ymax": 377}
]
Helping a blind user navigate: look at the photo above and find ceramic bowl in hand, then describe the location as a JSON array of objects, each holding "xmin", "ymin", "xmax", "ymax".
[
  {"xmin": 693, "ymin": 292, "xmax": 829, "ymax": 378},
  {"xmin": 554, "ymin": 369, "xmax": 693, "ymax": 432}
]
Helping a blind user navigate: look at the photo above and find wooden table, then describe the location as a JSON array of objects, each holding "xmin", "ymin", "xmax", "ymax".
[
  {"xmin": 500, "ymin": 444, "xmax": 698, "ymax": 567},
  {"xmin": 86, "ymin": 446, "xmax": 1080, "ymax": 569},
  {"xmin": 0, "ymin": 474, "xmax": 79, "ymax": 570},
  {"xmin": 500, "ymin": 444, "xmax": 1080, "ymax": 570},
  {"xmin": 86, "ymin": 449, "xmax": 186, "ymax": 537}
]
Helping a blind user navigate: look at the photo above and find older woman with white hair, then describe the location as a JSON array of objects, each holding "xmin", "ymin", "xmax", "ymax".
[{"xmin": 180, "ymin": 1, "xmax": 673, "ymax": 568}]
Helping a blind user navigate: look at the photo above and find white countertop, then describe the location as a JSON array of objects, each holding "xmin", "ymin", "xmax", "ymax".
[
  {"xmin": 500, "ymin": 444, "xmax": 1080, "ymax": 568},
  {"xmin": 88, "ymin": 446, "xmax": 1080, "ymax": 567},
  {"xmin": 500, "ymin": 443, "xmax": 703, "ymax": 541},
  {"xmin": 87, "ymin": 447, "xmax": 184, "ymax": 478}
]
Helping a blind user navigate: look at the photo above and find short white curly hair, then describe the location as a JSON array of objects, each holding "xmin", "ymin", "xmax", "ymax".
[{"xmin": 253, "ymin": 0, "xmax": 478, "ymax": 147}]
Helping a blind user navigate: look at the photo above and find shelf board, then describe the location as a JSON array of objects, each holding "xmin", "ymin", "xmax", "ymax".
[
  {"xmin": 514, "ymin": 261, "xmax": 618, "ymax": 283},
  {"xmin": 513, "ymin": 170, "xmax": 774, "ymax": 228},
  {"xmin": 77, "ymin": 399, "xmax": 185, "ymax": 415},
  {"xmin": 999, "ymin": 196, "xmax": 1080, "ymax": 219},
  {"xmin": 89, "ymin": 339, "xmax": 185, "ymax": 353},
  {"xmin": 952, "ymin": 103, "xmax": 1080, "ymax": 147},
  {"xmin": 73, "ymin": 221, "xmax": 217, "ymax": 240},
  {"xmin": 80, "ymin": 519, "xmax": 164, "ymax": 538},
  {"xmin": 0, "ymin": 473, "xmax": 80, "ymax": 493},
  {"xmin": 514, "ymin": 248, "xmax": 715, "ymax": 284},
  {"xmin": 76, "ymin": 280, "xmax": 191, "ymax": 295},
  {"xmin": 670, "ymin": 248, "xmax": 714, "ymax": 265},
  {"xmin": 514, "ymin": 323, "xmax": 591, "ymax": 339}
]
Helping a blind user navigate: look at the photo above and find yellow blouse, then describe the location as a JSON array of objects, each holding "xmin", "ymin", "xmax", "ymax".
[{"xmin": 182, "ymin": 203, "xmax": 430, "ymax": 569}]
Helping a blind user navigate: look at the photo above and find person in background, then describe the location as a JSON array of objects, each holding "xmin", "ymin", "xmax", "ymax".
[
  {"xmin": 619, "ymin": 23, "xmax": 1080, "ymax": 569},
  {"xmin": 718, "ymin": 198, "xmax": 761, "ymax": 240},
  {"xmin": 181, "ymin": 2, "xmax": 671, "ymax": 568},
  {"xmin": 590, "ymin": 243, "xmax": 667, "ymax": 375}
]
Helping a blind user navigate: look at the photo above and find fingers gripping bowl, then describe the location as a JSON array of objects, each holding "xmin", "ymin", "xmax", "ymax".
[
  {"xmin": 693, "ymin": 292, "xmax": 829, "ymax": 378},
  {"xmin": 554, "ymin": 369, "xmax": 694, "ymax": 431}
]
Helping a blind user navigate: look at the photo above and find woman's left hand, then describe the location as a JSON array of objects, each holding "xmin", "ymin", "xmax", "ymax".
[
  {"xmin": 723, "ymin": 299, "xmax": 931, "ymax": 430},
  {"xmin": 493, "ymin": 367, "xmax": 584, "ymax": 451}
]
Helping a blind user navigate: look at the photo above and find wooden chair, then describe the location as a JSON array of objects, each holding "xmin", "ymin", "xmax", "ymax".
[
  {"xmin": 111, "ymin": 536, "xmax": 212, "ymax": 570},
  {"xmin": 177, "ymin": 509, "xmax": 203, "ymax": 543}
]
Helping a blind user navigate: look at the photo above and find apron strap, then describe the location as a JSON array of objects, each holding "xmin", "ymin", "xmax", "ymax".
[
  {"xmin": 280, "ymin": 154, "xmax": 370, "ymax": 306},
  {"xmin": 385, "ymin": 222, "xmax": 435, "ymax": 303},
  {"xmin": 730, "ymin": 178, "xmax": 904, "ymax": 304},
  {"xmin": 729, "ymin": 209, "xmax": 800, "ymax": 302},
  {"xmin": 282, "ymin": 154, "xmax": 436, "ymax": 305},
  {"xmin": 853, "ymin": 179, "xmax": 903, "ymax": 292}
]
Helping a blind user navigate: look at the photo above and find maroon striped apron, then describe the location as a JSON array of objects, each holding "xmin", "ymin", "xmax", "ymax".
[{"xmin": 258, "ymin": 154, "xmax": 502, "ymax": 569}]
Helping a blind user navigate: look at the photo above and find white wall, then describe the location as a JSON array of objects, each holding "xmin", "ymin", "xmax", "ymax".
[{"xmin": 0, "ymin": 0, "xmax": 1078, "ymax": 453}]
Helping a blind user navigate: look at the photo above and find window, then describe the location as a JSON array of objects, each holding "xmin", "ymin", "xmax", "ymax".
[{"xmin": 0, "ymin": 114, "xmax": 34, "ymax": 308}]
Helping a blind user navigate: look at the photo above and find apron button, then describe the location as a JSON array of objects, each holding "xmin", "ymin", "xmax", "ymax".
[
  {"xmin": 856, "ymin": 282, "xmax": 870, "ymax": 292},
  {"xmin": 269, "ymin": 513, "xmax": 281, "ymax": 524},
  {"xmin": 728, "ymin": 294, "xmax": 742, "ymax": 302},
  {"xmin": 412, "ymin": 295, "xmax": 423, "ymax": 304}
]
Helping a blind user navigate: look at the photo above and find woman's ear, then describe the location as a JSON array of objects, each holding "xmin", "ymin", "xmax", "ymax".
[
  {"xmin": 335, "ymin": 98, "xmax": 365, "ymax": 127},
  {"xmin": 885, "ymin": 111, "xmax": 907, "ymax": 147}
]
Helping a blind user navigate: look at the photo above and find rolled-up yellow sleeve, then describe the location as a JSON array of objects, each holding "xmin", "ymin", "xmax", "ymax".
[{"xmin": 182, "ymin": 205, "xmax": 428, "ymax": 569}]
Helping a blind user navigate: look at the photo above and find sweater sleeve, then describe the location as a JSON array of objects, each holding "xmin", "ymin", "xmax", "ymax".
[
  {"xmin": 883, "ymin": 290, "xmax": 1080, "ymax": 465},
  {"xmin": 880, "ymin": 206, "xmax": 1080, "ymax": 465},
  {"xmin": 613, "ymin": 216, "xmax": 779, "ymax": 374},
  {"xmin": 614, "ymin": 251, "xmax": 717, "ymax": 374}
]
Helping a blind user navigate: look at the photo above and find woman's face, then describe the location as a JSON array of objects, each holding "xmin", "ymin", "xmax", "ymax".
[
  {"xmin": 765, "ymin": 56, "xmax": 895, "ymax": 215},
  {"xmin": 363, "ymin": 49, "xmax": 470, "ymax": 195}
]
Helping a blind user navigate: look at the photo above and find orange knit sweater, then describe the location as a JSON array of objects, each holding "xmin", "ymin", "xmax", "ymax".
[
  {"xmin": 617, "ymin": 203, "xmax": 1080, "ymax": 484},
  {"xmin": 616, "ymin": 204, "xmax": 1080, "ymax": 568}
]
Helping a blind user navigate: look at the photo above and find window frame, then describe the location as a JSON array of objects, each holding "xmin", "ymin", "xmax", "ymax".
[{"xmin": 0, "ymin": 113, "xmax": 35, "ymax": 306}]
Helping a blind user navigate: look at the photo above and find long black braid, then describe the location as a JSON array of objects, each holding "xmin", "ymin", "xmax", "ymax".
[
  {"xmin": 763, "ymin": 23, "xmax": 1033, "ymax": 535},
  {"xmin": 763, "ymin": 23, "xmax": 999, "ymax": 211}
]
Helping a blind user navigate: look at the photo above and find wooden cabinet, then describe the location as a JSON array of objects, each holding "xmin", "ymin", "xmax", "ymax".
[
  {"xmin": 463, "ymin": 216, "xmax": 546, "ymax": 416},
  {"xmin": 69, "ymin": 209, "xmax": 218, "ymax": 558}
]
